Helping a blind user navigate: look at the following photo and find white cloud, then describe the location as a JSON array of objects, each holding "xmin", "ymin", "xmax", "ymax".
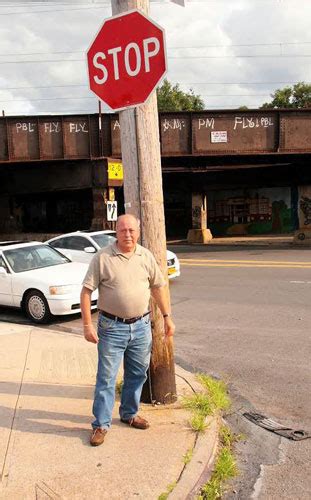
[{"xmin": 0, "ymin": 0, "xmax": 310, "ymax": 115}]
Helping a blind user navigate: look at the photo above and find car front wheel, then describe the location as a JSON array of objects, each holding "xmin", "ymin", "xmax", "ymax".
[{"xmin": 25, "ymin": 290, "xmax": 51, "ymax": 324}]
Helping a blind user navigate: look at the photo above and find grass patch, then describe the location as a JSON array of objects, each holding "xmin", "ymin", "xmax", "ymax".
[
  {"xmin": 163, "ymin": 374, "xmax": 237, "ymax": 499},
  {"xmin": 219, "ymin": 425, "xmax": 235, "ymax": 447},
  {"xmin": 182, "ymin": 392, "xmax": 213, "ymax": 417},
  {"xmin": 189, "ymin": 413, "xmax": 208, "ymax": 433},
  {"xmin": 214, "ymin": 445, "xmax": 237, "ymax": 480},
  {"xmin": 181, "ymin": 374, "xmax": 231, "ymax": 431},
  {"xmin": 196, "ymin": 374, "xmax": 231, "ymax": 413},
  {"xmin": 158, "ymin": 481, "xmax": 177, "ymax": 500},
  {"xmin": 183, "ymin": 447, "xmax": 193, "ymax": 465},
  {"xmin": 198, "ymin": 425, "xmax": 238, "ymax": 500},
  {"xmin": 180, "ymin": 376, "xmax": 237, "ymax": 497},
  {"xmin": 115, "ymin": 379, "xmax": 123, "ymax": 396}
]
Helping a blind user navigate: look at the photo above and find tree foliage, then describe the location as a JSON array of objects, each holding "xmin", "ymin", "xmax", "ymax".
[
  {"xmin": 157, "ymin": 79, "xmax": 204, "ymax": 112},
  {"xmin": 261, "ymin": 82, "xmax": 311, "ymax": 109}
]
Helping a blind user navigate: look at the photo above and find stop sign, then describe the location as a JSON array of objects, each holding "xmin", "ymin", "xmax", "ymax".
[{"xmin": 87, "ymin": 10, "xmax": 167, "ymax": 111}]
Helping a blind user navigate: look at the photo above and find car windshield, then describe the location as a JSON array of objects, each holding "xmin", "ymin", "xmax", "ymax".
[
  {"xmin": 92, "ymin": 233, "xmax": 116, "ymax": 248},
  {"xmin": 4, "ymin": 245, "xmax": 70, "ymax": 273}
]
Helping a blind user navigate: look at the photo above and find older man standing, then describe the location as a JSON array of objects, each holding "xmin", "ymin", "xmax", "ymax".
[{"xmin": 80, "ymin": 214, "xmax": 175, "ymax": 446}]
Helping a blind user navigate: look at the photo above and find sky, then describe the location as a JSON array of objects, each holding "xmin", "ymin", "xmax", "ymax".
[{"xmin": 0, "ymin": 0, "xmax": 311, "ymax": 116}]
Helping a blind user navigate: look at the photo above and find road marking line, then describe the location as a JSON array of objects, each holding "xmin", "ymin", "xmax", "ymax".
[
  {"xmin": 180, "ymin": 258, "xmax": 311, "ymax": 265},
  {"xmin": 181, "ymin": 262, "xmax": 311, "ymax": 268}
]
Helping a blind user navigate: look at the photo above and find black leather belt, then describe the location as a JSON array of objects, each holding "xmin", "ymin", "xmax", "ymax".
[{"xmin": 99, "ymin": 310, "xmax": 150, "ymax": 324}]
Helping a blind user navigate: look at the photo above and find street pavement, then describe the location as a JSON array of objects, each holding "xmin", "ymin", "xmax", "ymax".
[
  {"xmin": 167, "ymin": 241, "xmax": 311, "ymax": 500},
  {"xmin": 0, "ymin": 322, "xmax": 218, "ymax": 500}
]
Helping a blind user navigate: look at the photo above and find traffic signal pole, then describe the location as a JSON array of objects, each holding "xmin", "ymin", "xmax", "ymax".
[{"xmin": 111, "ymin": 0, "xmax": 177, "ymax": 403}]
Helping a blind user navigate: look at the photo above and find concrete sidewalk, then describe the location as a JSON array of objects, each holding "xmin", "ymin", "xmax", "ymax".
[
  {"xmin": 0, "ymin": 323, "xmax": 218, "ymax": 500},
  {"xmin": 168, "ymin": 234, "xmax": 294, "ymax": 246}
]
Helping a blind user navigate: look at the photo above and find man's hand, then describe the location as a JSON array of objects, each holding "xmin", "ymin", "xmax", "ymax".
[
  {"xmin": 164, "ymin": 316, "xmax": 175, "ymax": 339},
  {"xmin": 151, "ymin": 286, "xmax": 175, "ymax": 341},
  {"xmin": 83, "ymin": 324, "xmax": 98, "ymax": 344},
  {"xmin": 80, "ymin": 286, "xmax": 98, "ymax": 343}
]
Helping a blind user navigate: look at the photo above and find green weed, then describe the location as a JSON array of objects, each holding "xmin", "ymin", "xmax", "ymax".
[
  {"xmin": 183, "ymin": 447, "xmax": 194, "ymax": 465},
  {"xmin": 158, "ymin": 481, "xmax": 177, "ymax": 500},
  {"xmin": 197, "ymin": 426, "xmax": 239, "ymax": 500},
  {"xmin": 182, "ymin": 392, "xmax": 213, "ymax": 417},
  {"xmin": 181, "ymin": 374, "xmax": 230, "ymax": 433},
  {"xmin": 196, "ymin": 374, "xmax": 231, "ymax": 413},
  {"xmin": 189, "ymin": 413, "xmax": 207, "ymax": 433}
]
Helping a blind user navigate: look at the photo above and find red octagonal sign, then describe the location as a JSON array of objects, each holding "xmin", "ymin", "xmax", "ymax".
[{"xmin": 87, "ymin": 10, "xmax": 167, "ymax": 111}]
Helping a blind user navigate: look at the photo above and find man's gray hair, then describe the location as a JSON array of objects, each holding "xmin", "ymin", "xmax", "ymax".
[{"xmin": 116, "ymin": 214, "xmax": 140, "ymax": 228}]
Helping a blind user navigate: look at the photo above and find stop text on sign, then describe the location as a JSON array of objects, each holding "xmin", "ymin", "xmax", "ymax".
[
  {"xmin": 93, "ymin": 37, "xmax": 160, "ymax": 83},
  {"xmin": 87, "ymin": 10, "xmax": 167, "ymax": 110}
]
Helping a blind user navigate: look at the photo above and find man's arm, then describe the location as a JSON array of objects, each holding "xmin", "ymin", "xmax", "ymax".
[
  {"xmin": 80, "ymin": 286, "xmax": 98, "ymax": 344},
  {"xmin": 151, "ymin": 286, "xmax": 175, "ymax": 338}
]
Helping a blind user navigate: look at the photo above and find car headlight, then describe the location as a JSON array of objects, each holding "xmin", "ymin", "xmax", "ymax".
[{"xmin": 49, "ymin": 285, "xmax": 73, "ymax": 295}]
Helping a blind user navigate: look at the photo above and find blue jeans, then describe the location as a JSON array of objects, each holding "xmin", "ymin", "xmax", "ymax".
[{"xmin": 92, "ymin": 313, "xmax": 152, "ymax": 430}]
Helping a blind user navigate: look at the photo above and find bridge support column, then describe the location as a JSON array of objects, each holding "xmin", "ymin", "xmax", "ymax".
[
  {"xmin": 0, "ymin": 195, "xmax": 18, "ymax": 233},
  {"xmin": 187, "ymin": 193, "xmax": 213, "ymax": 244},
  {"xmin": 91, "ymin": 188, "xmax": 107, "ymax": 230},
  {"xmin": 294, "ymin": 185, "xmax": 311, "ymax": 245}
]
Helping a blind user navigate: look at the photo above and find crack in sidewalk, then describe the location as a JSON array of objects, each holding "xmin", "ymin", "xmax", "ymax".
[{"xmin": 0, "ymin": 329, "xmax": 32, "ymax": 484}]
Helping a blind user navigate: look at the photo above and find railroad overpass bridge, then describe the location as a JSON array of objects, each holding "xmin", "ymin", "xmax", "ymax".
[{"xmin": 1, "ymin": 109, "xmax": 311, "ymax": 237}]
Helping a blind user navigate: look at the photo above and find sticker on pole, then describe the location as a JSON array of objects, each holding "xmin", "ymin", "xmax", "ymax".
[
  {"xmin": 107, "ymin": 201, "xmax": 118, "ymax": 222},
  {"xmin": 87, "ymin": 10, "xmax": 167, "ymax": 110}
]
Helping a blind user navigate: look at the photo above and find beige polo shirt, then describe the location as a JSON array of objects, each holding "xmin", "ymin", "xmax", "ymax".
[{"xmin": 82, "ymin": 242, "xmax": 166, "ymax": 318}]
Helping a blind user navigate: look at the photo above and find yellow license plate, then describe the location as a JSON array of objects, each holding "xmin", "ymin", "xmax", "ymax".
[{"xmin": 168, "ymin": 268, "xmax": 176, "ymax": 275}]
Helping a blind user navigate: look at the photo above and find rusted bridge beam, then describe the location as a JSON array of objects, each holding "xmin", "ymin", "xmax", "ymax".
[{"xmin": 1, "ymin": 109, "xmax": 311, "ymax": 164}]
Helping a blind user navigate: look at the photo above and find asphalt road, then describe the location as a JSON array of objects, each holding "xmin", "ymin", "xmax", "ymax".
[
  {"xmin": 1, "ymin": 243, "xmax": 310, "ymax": 499},
  {"xmin": 169, "ymin": 244, "xmax": 311, "ymax": 500}
]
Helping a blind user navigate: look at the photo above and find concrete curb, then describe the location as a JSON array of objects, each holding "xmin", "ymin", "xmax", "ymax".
[{"xmin": 170, "ymin": 416, "xmax": 220, "ymax": 500}]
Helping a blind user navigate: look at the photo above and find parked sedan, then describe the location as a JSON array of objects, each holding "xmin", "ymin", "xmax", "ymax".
[
  {"xmin": 0, "ymin": 241, "xmax": 97, "ymax": 323},
  {"xmin": 46, "ymin": 230, "xmax": 181, "ymax": 279}
]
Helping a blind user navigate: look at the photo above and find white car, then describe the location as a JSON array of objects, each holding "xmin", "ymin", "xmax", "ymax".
[
  {"xmin": 46, "ymin": 230, "xmax": 181, "ymax": 279},
  {"xmin": 0, "ymin": 241, "xmax": 97, "ymax": 324}
]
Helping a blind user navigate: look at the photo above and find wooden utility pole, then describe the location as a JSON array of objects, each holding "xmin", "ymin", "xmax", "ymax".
[{"xmin": 111, "ymin": 0, "xmax": 176, "ymax": 403}]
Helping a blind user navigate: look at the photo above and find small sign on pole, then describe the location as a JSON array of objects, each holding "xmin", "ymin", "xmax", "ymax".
[
  {"xmin": 107, "ymin": 201, "xmax": 118, "ymax": 221},
  {"xmin": 108, "ymin": 160, "xmax": 123, "ymax": 181}
]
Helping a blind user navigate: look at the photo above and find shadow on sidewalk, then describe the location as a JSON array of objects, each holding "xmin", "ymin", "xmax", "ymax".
[
  {"xmin": 0, "ymin": 381, "xmax": 94, "ymax": 399},
  {"xmin": 1, "ymin": 407, "xmax": 133, "ymax": 444},
  {"xmin": 0, "ymin": 381, "xmax": 127, "ymax": 443},
  {"xmin": 0, "ymin": 405, "xmax": 92, "ymax": 444}
]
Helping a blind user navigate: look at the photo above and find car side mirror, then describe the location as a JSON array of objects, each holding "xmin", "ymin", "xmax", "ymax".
[
  {"xmin": 84, "ymin": 247, "xmax": 96, "ymax": 254},
  {"xmin": 0, "ymin": 266, "xmax": 7, "ymax": 275}
]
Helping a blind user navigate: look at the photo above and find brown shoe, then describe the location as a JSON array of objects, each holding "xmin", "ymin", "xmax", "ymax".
[
  {"xmin": 120, "ymin": 415, "xmax": 149, "ymax": 429},
  {"xmin": 90, "ymin": 428, "xmax": 107, "ymax": 446}
]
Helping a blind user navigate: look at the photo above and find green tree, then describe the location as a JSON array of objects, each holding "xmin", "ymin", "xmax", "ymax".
[
  {"xmin": 261, "ymin": 82, "xmax": 311, "ymax": 109},
  {"xmin": 157, "ymin": 79, "xmax": 204, "ymax": 111}
]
